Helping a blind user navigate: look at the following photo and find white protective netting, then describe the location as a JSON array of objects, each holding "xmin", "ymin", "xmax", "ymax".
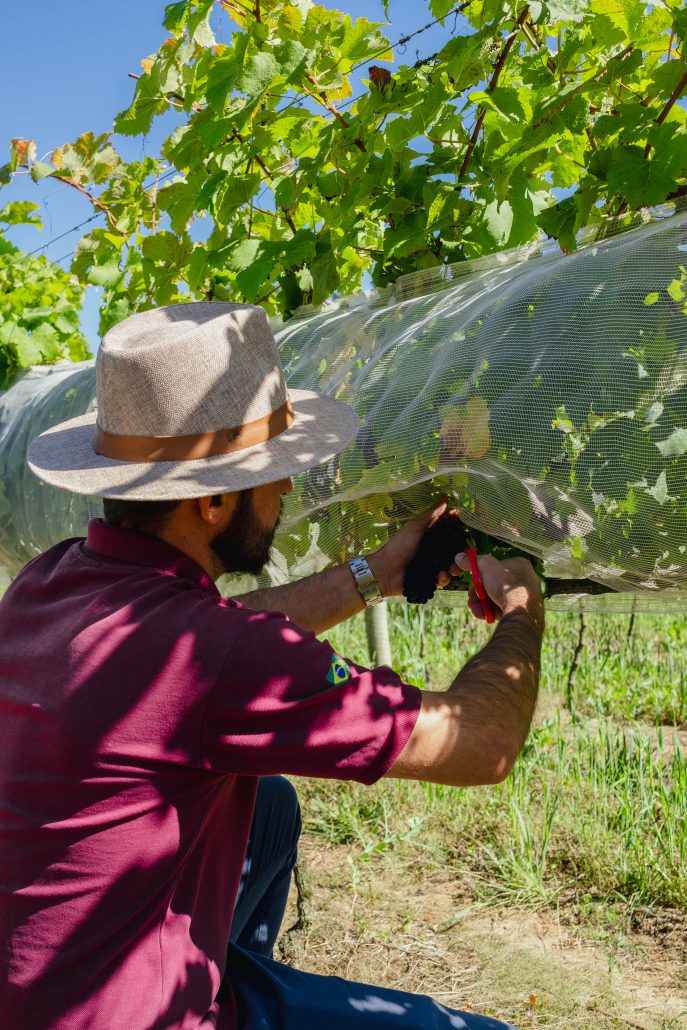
[{"xmin": 1, "ymin": 204, "xmax": 686, "ymax": 612}]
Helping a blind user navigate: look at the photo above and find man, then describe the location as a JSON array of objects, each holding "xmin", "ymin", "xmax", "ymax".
[{"xmin": 0, "ymin": 302, "xmax": 544, "ymax": 1029}]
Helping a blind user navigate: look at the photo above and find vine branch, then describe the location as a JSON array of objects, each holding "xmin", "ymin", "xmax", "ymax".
[
  {"xmin": 51, "ymin": 175, "xmax": 122, "ymax": 233},
  {"xmin": 459, "ymin": 5, "xmax": 530, "ymax": 180},
  {"xmin": 230, "ymin": 128, "xmax": 298, "ymax": 235},
  {"xmin": 654, "ymin": 63, "xmax": 687, "ymax": 127},
  {"xmin": 304, "ymin": 76, "xmax": 366, "ymax": 152}
]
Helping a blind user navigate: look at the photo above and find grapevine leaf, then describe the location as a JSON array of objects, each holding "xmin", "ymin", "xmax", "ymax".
[
  {"xmin": 442, "ymin": 33, "xmax": 486, "ymax": 92},
  {"xmin": 339, "ymin": 17, "xmax": 392, "ymax": 65},
  {"xmin": 430, "ymin": 0, "xmax": 459, "ymax": 18},
  {"xmin": 607, "ymin": 139, "xmax": 687, "ymax": 209},
  {"xmin": 186, "ymin": 0, "xmax": 215, "ymax": 47},
  {"xmin": 227, "ymin": 238, "xmax": 264, "ymax": 272},
  {"xmin": 547, "ymin": 0, "xmax": 588, "ymax": 22},
  {"xmin": 15, "ymin": 331, "xmax": 44, "ymax": 367},
  {"xmin": 481, "ymin": 197, "xmax": 513, "ymax": 247},
  {"xmin": 10, "ymin": 138, "xmax": 36, "ymax": 169},
  {"xmin": 274, "ymin": 40, "xmax": 309, "ymax": 83},
  {"xmin": 646, "ymin": 470, "xmax": 670, "ymax": 505},
  {"xmin": 87, "ymin": 260, "xmax": 123, "ymax": 288},
  {"xmin": 236, "ymin": 260, "xmax": 274, "ymax": 301},
  {"xmin": 114, "ymin": 71, "xmax": 171, "ymax": 136},
  {"xmin": 0, "ymin": 201, "xmax": 42, "ymax": 228},
  {"xmin": 163, "ymin": 1, "xmax": 188, "ymax": 34},
  {"xmin": 30, "ymin": 160, "xmax": 55, "ymax": 183},
  {"xmin": 235, "ymin": 52, "xmax": 279, "ymax": 96},
  {"xmin": 656, "ymin": 428, "xmax": 687, "ymax": 459},
  {"xmin": 537, "ymin": 196, "xmax": 579, "ymax": 252}
]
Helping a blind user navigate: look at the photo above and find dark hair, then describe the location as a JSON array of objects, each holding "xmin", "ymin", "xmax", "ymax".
[{"xmin": 102, "ymin": 497, "xmax": 181, "ymax": 536}]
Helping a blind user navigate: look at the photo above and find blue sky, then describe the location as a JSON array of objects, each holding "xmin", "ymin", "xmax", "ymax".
[{"xmin": 1, "ymin": 2, "xmax": 461, "ymax": 347}]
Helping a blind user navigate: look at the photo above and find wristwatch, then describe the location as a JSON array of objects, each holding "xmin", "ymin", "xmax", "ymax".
[{"xmin": 348, "ymin": 555, "xmax": 384, "ymax": 607}]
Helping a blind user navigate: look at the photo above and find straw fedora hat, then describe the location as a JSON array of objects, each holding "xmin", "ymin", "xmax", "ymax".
[{"xmin": 27, "ymin": 301, "xmax": 360, "ymax": 500}]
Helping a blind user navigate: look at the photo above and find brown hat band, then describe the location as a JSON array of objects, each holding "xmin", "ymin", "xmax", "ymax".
[{"xmin": 92, "ymin": 398, "xmax": 295, "ymax": 462}]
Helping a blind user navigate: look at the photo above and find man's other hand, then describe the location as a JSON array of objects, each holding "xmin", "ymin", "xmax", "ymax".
[{"xmin": 450, "ymin": 552, "xmax": 543, "ymax": 621}]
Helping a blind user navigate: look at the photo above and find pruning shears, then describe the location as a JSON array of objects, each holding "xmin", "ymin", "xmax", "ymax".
[{"xmin": 465, "ymin": 540, "xmax": 495, "ymax": 625}]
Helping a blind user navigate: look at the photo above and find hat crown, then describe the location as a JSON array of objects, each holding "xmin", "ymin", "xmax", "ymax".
[{"xmin": 96, "ymin": 302, "xmax": 287, "ymax": 437}]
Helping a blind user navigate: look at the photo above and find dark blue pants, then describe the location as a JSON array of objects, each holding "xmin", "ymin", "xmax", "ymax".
[{"xmin": 227, "ymin": 777, "xmax": 517, "ymax": 1029}]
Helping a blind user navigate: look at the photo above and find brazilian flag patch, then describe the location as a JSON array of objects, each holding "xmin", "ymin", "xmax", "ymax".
[{"xmin": 326, "ymin": 654, "xmax": 351, "ymax": 685}]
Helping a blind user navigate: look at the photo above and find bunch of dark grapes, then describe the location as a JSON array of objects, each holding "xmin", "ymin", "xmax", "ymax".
[{"xmin": 403, "ymin": 517, "xmax": 469, "ymax": 604}]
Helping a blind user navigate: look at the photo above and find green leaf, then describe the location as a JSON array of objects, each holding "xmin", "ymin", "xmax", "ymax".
[
  {"xmin": 227, "ymin": 238, "xmax": 264, "ymax": 272},
  {"xmin": 667, "ymin": 277, "xmax": 686, "ymax": 304},
  {"xmin": 236, "ymin": 260, "xmax": 274, "ymax": 302},
  {"xmin": 163, "ymin": 1, "xmax": 188, "ymax": 34},
  {"xmin": 32, "ymin": 322, "xmax": 64, "ymax": 361},
  {"xmin": 430, "ymin": 0, "xmax": 458, "ymax": 18},
  {"xmin": 141, "ymin": 231, "xmax": 188, "ymax": 265},
  {"xmin": 213, "ymin": 172, "xmax": 262, "ymax": 223},
  {"xmin": 674, "ymin": 7, "xmax": 687, "ymax": 44},
  {"xmin": 30, "ymin": 160, "xmax": 55, "ymax": 183},
  {"xmin": 295, "ymin": 265, "xmax": 314, "ymax": 294},
  {"xmin": 481, "ymin": 197, "xmax": 513, "ymax": 247},
  {"xmin": 272, "ymin": 175, "xmax": 295, "ymax": 211},
  {"xmin": 311, "ymin": 244, "xmax": 340, "ymax": 306},
  {"xmin": 471, "ymin": 86, "xmax": 526, "ymax": 124},
  {"xmin": 235, "ymin": 52, "xmax": 279, "ymax": 96},
  {"xmin": 646, "ymin": 470, "xmax": 670, "ymax": 505},
  {"xmin": 281, "ymin": 230, "xmax": 317, "ymax": 269},
  {"xmin": 274, "ymin": 40, "xmax": 309, "ymax": 84},
  {"xmin": 87, "ymin": 260, "xmax": 123, "ymax": 287},
  {"xmin": 643, "ymin": 292, "xmax": 660, "ymax": 306},
  {"xmin": 157, "ymin": 179, "xmax": 199, "ymax": 233},
  {"xmin": 186, "ymin": 0, "xmax": 215, "ymax": 47},
  {"xmin": 656, "ymin": 428, "xmax": 687, "ymax": 459},
  {"xmin": 0, "ymin": 201, "xmax": 42, "ymax": 228},
  {"xmin": 442, "ymin": 33, "xmax": 487, "ymax": 93},
  {"xmin": 607, "ymin": 137, "xmax": 687, "ymax": 209},
  {"xmin": 51, "ymin": 132, "xmax": 121, "ymax": 185},
  {"xmin": 339, "ymin": 17, "xmax": 392, "ymax": 65},
  {"xmin": 537, "ymin": 196, "xmax": 579, "ymax": 252},
  {"xmin": 385, "ymin": 109, "xmax": 426, "ymax": 151},
  {"xmin": 205, "ymin": 50, "xmax": 241, "ymax": 108},
  {"xmin": 114, "ymin": 71, "xmax": 170, "ymax": 136},
  {"xmin": 547, "ymin": 0, "xmax": 588, "ymax": 22},
  {"xmin": 0, "ymin": 323, "xmax": 42, "ymax": 367}
]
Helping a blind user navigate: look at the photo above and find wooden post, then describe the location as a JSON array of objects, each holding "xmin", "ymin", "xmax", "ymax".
[{"xmin": 365, "ymin": 600, "xmax": 392, "ymax": 667}]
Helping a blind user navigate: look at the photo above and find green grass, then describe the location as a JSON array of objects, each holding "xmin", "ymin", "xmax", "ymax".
[{"xmin": 302, "ymin": 607, "xmax": 687, "ymax": 913}]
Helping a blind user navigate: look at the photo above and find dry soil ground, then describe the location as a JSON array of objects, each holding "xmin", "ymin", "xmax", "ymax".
[{"xmin": 278, "ymin": 838, "xmax": 687, "ymax": 1030}]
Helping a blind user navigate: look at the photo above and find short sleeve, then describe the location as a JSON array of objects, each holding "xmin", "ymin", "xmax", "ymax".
[{"xmin": 200, "ymin": 608, "xmax": 422, "ymax": 784}]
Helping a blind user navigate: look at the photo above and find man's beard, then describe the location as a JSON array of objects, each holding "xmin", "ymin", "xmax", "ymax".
[{"xmin": 210, "ymin": 489, "xmax": 280, "ymax": 576}]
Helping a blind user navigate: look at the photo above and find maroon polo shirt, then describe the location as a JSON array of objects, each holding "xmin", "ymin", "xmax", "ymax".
[{"xmin": 0, "ymin": 520, "xmax": 421, "ymax": 1029}]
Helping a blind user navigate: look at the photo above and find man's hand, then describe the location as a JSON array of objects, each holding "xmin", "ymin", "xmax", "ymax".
[
  {"xmin": 369, "ymin": 498, "xmax": 458, "ymax": 597},
  {"xmin": 450, "ymin": 552, "xmax": 543, "ymax": 621}
]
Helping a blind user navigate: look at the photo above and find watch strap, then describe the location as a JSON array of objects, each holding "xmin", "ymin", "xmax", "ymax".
[{"xmin": 348, "ymin": 555, "xmax": 384, "ymax": 607}]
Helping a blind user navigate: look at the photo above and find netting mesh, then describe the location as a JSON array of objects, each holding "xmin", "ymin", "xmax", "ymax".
[{"xmin": 1, "ymin": 205, "xmax": 686, "ymax": 612}]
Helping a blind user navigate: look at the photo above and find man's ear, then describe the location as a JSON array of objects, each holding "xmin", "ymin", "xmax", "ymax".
[{"xmin": 197, "ymin": 493, "xmax": 235, "ymax": 526}]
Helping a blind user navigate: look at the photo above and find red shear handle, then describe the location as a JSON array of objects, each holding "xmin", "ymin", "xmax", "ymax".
[{"xmin": 466, "ymin": 549, "xmax": 495, "ymax": 624}]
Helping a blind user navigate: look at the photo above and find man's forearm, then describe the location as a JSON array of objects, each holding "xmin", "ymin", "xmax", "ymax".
[
  {"xmin": 383, "ymin": 585, "xmax": 544, "ymax": 786},
  {"xmin": 448, "ymin": 594, "xmax": 544, "ymax": 777},
  {"xmin": 235, "ymin": 555, "xmax": 388, "ymax": 635},
  {"xmin": 234, "ymin": 500, "xmax": 452, "ymax": 635}
]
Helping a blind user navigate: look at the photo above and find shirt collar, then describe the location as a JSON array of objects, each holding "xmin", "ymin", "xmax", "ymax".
[{"xmin": 84, "ymin": 519, "xmax": 219, "ymax": 596}]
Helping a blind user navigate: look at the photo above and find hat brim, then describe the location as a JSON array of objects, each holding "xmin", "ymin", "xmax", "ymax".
[{"xmin": 27, "ymin": 389, "xmax": 360, "ymax": 500}]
